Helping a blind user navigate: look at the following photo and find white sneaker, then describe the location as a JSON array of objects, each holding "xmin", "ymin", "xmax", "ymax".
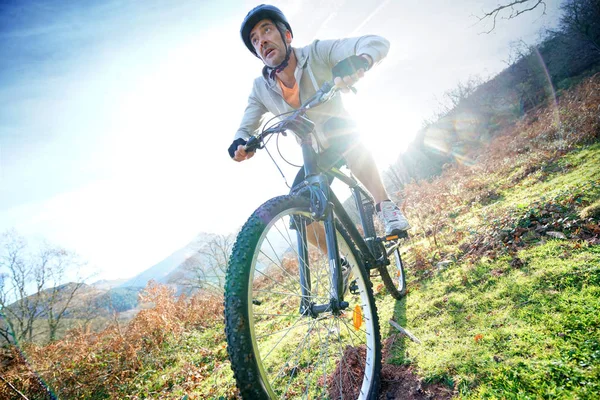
[{"xmin": 376, "ymin": 200, "xmax": 410, "ymax": 235}]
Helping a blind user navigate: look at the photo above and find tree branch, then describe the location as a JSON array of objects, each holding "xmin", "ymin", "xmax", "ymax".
[
  {"xmin": 478, "ymin": 0, "xmax": 547, "ymax": 33},
  {"xmin": 389, "ymin": 319, "xmax": 422, "ymax": 344},
  {"xmin": 0, "ymin": 373, "xmax": 29, "ymax": 400}
]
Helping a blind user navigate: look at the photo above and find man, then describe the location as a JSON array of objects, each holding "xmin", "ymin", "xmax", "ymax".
[{"xmin": 228, "ymin": 4, "xmax": 410, "ymax": 235}]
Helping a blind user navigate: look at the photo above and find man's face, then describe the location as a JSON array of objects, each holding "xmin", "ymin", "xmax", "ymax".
[{"xmin": 249, "ymin": 19, "xmax": 291, "ymax": 68}]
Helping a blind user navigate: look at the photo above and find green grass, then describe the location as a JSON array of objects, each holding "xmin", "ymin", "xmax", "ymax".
[
  {"xmin": 374, "ymin": 142, "xmax": 600, "ymax": 399},
  {"xmin": 503, "ymin": 144, "xmax": 600, "ymax": 207},
  {"xmin": 398, "ymin": 240, "xmax": 600, "ymax": 398}
]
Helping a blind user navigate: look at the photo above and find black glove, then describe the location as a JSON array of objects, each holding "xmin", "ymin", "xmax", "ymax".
[
  {"xmin": 228, "ymin": 138, "xmax": 247, "ymax": 158},
  {"xmin": 332, "ymin": 55, "xmax": 370, "ymax": 79}
]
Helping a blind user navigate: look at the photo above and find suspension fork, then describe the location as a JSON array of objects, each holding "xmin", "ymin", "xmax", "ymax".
[
  {"xmin": 296, "ymin": 222, "xmax": 312, "ymax": 316},
  {"xmin": 295, "ymin": 187, "xmax": 348, "ymax": 317},
  {"xmin": 323, "ymin": 206, "xmax": 345, "ymax": 313},
  {"xmin": 296, "ymin": 204, "xmax": 348, "ymax": 318}
]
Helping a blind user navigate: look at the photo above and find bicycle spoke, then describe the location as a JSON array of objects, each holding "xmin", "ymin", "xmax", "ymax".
[
  {"xmin": 262, "ymin": 314, "xmax": 314, "ymax": 364},
  {"xmin": 338, "ymin": 318, "xmax": 371, "ymax": 395},
  {"xmin": 253, "ymin": 264, "xmax": 301, "ymax": 296},
  {"xmin": 255, "ymin": 314, "xmax": 329, "ymax": 341},
  {"xmin": 280, "ymin": 319, "xmax": 318, "ymax": 397},
  {"xmin": 258, "ymin": 247, "xmax": 304, "ymax": 290}
]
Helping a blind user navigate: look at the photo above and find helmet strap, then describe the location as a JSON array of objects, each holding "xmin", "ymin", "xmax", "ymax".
[
  {"xmin": 266, "ymin": 28, "xmax": 292, "ymax": 80},
  {"xmin": 268, "ymin": 46, "xmax": 291, "ymax": 79}
]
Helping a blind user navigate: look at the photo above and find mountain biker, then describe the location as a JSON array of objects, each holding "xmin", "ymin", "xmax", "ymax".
[{"xmin": 228, "ymin": 4, "xmax": 410, "ymax": 236}]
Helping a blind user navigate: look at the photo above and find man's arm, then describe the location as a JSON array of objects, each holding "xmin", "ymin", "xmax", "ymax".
[
  {"xmin": 229, "ymin": 86, "xmax": 268, "ymax": 162},
  {"xmin": 316, "ymin": 35, "xmax": 390, "ymax": 71},
  {"xmin": 312, "ymin": 35, "xmax": 390, "ymax": 92}
]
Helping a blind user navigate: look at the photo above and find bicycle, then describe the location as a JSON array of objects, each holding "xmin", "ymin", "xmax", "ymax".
[{"xmin": 224, "ymin": 80, "xmax": 408, "ymax": 399}]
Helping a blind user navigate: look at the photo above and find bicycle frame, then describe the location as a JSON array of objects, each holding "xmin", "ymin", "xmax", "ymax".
[
  {"xmin": 245, "ymin": 80, "xmax": 403, "ymax": 316},
  {"xmin": 290, "ymin": 130, "xmax": 387, "ymax": 317}
]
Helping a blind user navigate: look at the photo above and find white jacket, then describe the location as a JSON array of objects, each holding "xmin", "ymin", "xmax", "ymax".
[{"xmin": 234, "ymin": 35, "xmax": 390, "ymax": 151}]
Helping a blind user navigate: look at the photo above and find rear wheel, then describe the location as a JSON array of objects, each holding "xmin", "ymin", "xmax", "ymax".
[
  {"xmin": 379, "ymin": 247, "xmax": 407, "ymax": 300},
  {"xmin": 225, "ymin": 195, "xmax": 382, "ymax": 399}
]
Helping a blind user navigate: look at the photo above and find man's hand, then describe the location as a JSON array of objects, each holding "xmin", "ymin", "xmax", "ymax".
[
  {"xmin": 228, "ymin": 138, "xmax": 255, "ymax": 162},
  {"xmin": 233, "ymin": 144, "xmax": 255, "ymax": 162},
  {"xmin": 332, "ymin": 54, "xmax": 372, "ymax": 93}
]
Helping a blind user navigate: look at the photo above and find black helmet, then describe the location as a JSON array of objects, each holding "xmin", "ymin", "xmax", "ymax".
[{"xmin": 240, "ymin": 4, "xmax": 293, "ymax": 56}]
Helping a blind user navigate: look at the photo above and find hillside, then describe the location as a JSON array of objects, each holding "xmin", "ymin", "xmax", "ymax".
[
  {"xmin": 1, "ymin": 71, "xmax": 598, "ymax": 399},
  {"xmin": 385, "ymin": 6, "xmax": 600, "ymax": 188},
  {"xmin": 119, "ymin": 232, "xmax": 218, "ymax": 289},
  {"xmin": 379, "ymin": 73, "xmax": 600, "ymax": 398},
  {"xmin": 0, "ymin": 232, "xmax": 228, "ymax": 348}
]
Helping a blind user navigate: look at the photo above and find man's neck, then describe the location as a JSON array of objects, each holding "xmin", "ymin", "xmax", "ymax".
[{"xmin": 275, "ymin": 49, "xmax": 297, "ymax": 88}]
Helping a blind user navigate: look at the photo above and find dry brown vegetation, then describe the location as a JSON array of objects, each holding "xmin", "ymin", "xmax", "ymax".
[
  {"xmin": 400, "ymin": 73, "xmax": 600, "ymax": 273},
  {"xmin": 0, "ymin": 281, "xmax": 224, "ymax": 399}
]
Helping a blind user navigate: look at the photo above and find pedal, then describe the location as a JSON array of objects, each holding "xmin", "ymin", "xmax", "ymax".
[{"xmin": 383, "ymin": 230, "xmax": 409, "ymax": 241}]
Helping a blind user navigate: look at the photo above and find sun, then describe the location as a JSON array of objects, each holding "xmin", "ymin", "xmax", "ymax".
[{"xmin": 342, "ymin": 93, "xmax": 419, "ymax": 170}]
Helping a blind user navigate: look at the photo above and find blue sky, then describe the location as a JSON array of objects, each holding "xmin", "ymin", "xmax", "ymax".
[{"xmin": 0, "ymin": 0, "xmax": 562, "ymax": 281}]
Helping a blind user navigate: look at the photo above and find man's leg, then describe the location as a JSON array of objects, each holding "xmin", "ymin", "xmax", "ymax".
[
  {"xmin": 306, "ymin": 221, "xmax": 327, "ymax": 254},
  {"xmin": 341, "ymin": 141, "xmax": 389, "ymax": 203},
  {"xmin": 342, "ymin": 141, "xmax": 411, "ymax": 234}
]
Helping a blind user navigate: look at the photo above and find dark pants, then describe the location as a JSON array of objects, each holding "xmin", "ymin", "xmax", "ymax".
[
  {"xmin": 288, "ymin": 118, "xmax": 359, "ymax": 230},
  {"xmin": 290, "ymin": 116, "xmax": 359, "ymax": 193}
]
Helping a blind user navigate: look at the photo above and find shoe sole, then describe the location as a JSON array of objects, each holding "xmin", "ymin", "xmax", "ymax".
[{"xmin": 385, "ymin": 229, "xmax": 409, "ymax": 239}]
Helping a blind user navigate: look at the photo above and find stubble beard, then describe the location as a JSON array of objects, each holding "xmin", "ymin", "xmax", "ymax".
[{"xmin": 262, "ymin": 46, "xmax": 286, "ymax": 68}]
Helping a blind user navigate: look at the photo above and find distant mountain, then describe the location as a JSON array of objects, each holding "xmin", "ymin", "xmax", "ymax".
[
  {"xmin": 91, "ymin": 278, "xmax": 128, "ymax": 290},
  {"xmin": 119, "ymin": 232, "xmax": 217, "ymax": 289},
  {"xmin": 94, "ymin": 286, "xmax": 142, "ymax": 313}
]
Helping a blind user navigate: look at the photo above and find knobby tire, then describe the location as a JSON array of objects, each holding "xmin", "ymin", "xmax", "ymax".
[{"xmin": 225, "ymin": 195, "xmax": 382, "ymax": 399}]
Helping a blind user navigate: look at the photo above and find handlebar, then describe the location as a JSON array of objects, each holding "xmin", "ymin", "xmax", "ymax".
[{"xmin": 243, "ymin": 80, "xmax": 339, "ymax": 153}]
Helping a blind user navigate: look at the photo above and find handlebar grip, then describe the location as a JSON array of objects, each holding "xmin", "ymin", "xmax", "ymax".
[{"xmin": 244, "ymin": 136, "xmax": 260, "ymax": 152}]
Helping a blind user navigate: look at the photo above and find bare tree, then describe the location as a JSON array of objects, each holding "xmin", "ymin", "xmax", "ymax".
[
  {"xmin": 40, "ymin": 248, "xmax": 86, "ymax": 341},
  {"xmin": 0, "ymin": 230, "xmax": 44, "ymax": 344},
  {"xmin": 384, "ymin": 163, "xmax": 406, "ymax": 192},
  {"xmin": 478, "ymin": 0, "xmax": 547, "ymax": 33},
  {"xmin": 435, "ymin": 75, "xmax": 485, "ymax": 117},
  {"xmin": 0, "ymin": 230, "xmax": 86, "ymax": 344},
  {"xmin": 173, "ymin": 234, "xmax": 235, "ymax": 295}
]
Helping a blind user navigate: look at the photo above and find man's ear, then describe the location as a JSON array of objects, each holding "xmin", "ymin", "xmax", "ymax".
[{"xmin": 285, "ymin": 30, "xmax": 292, "ymax": 45}]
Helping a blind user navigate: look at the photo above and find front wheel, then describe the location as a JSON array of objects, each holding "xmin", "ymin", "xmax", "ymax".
[{"xmin": 225, "ymin": 195, "xmax": 382, "ymax": 399}]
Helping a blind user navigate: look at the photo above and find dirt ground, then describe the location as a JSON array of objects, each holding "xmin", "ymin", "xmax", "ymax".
[
  {"xmin": 378, "ymin": 335, "xmax": 455, "ymax": 400},
  {"xmin": 379, "ymin": 363, "xmax": 455, "ymax": 400},
  {"xmin": 327, "ymin": 335, "xmax": 456, "ymax": 399},
  {"xmin": 328, "ymin": 335, "xmax": 455, "ymax": 400}
]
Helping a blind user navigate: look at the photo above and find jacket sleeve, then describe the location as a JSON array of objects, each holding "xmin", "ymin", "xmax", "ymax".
[
  {"xmin": 312, "ymin": 35, "xmax": 390, "ymax": 70},
  {"xmin": 234, "ymin": 81, "xmax": 268, "ymax": 141}
]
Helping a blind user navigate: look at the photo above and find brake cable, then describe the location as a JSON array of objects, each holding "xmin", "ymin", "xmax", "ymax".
[{"xmin": 259, "ymin": 110, "xmax": 297, "ymax": 188}]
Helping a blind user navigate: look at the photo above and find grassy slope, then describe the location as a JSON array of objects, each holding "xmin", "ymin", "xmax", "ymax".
[
  {"xmin": 396, "ymin": 240, "xmax": 599, "ymax": 398},
  {"xmin": 375, "ymin": 75, "xmax": 600, "ymax": 398}
]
